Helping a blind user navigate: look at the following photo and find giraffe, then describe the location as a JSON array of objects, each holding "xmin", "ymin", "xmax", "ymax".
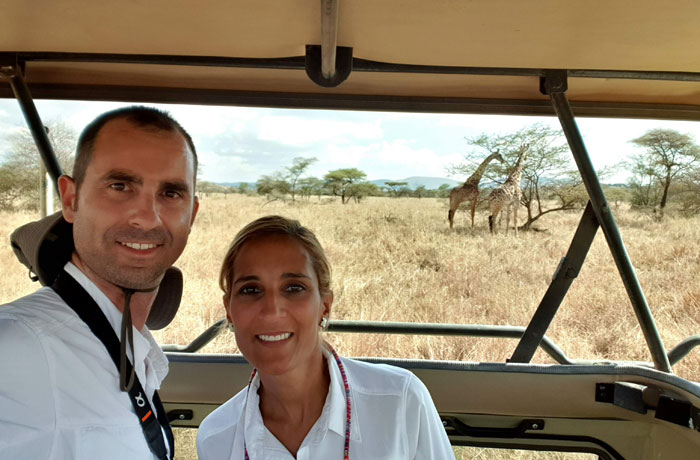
[
  {"xmin": 488, "ymin": 146, "xmax": 529, "ymax": 236},
  {"xmin": 447, "ymin": 151, "xmax": 504, "ymax": 229}
]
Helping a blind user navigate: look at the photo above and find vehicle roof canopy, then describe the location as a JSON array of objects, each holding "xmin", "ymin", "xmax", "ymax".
[
  {"xmin": 2, "ymin": 1, "xmax": 699, "ymax": 376},
  {"xmin": 2, "ymin": 0, "xmax": 700, "ymax": 118}
]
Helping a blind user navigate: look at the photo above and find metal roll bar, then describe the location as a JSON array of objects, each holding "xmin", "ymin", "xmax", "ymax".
[
  {"xmin": 2, "ymin": 51, "xmax": 691, "ymax": 375},
  {"xmin": 541, "ymin": 71, "xmax": 672, "ymax": 373},
  {"xmin": 0, "ymin": 57, "xmax": 63, "ymax": 188},
  {"xmin": 161, "ymin": 319, "xmax": 699, "ymax": 370}
]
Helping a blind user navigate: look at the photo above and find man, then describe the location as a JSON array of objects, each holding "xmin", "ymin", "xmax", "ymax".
[{"xmin": 0, "ymin": 106, "xmax": 199, "ymax": 459}]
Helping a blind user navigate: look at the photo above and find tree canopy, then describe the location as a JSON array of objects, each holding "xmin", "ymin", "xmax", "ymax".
[
  {"xmin": 0, "ymin": 121, "xmax": 76, "ymax": 210},
  {"xmin": 323, "ymin": 168, "xmax": 367, "ymax": 204},
  {"xmin": 449, "ymin": 124, "xmax": 586, "ymax": 230},
  {"xmin": 286, "ymin": 156, "xmax": 317, "ymax": 202},
  {"xmin": 628, "ymin": 129, "xmax": 700, "ymax": 213}
]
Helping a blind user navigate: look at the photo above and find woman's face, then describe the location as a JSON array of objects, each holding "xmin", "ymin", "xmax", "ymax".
[{"xmin": 225, "ymin": 234, "xmax": 332, "ymax": 377}]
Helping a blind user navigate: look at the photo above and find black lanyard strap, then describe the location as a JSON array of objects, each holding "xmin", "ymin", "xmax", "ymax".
[{"xmin": 52, "ymin": 271, "xmax": 174, "ymax": 460}]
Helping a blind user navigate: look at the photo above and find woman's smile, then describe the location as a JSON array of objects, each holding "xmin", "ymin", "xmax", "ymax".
[{"xmin": 257, "ymin": 332, "xmax": 293, "ymax": 343}]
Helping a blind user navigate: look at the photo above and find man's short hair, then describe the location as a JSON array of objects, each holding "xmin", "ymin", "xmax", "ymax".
[{"xmin": 73, "ymin": 106, "xmax": 198, "ymax": 189}]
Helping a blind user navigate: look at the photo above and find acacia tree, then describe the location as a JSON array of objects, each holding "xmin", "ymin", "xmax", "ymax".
[
  {"xmin": 349, "ymin": 181, "xmax": 381, "ymax": 203},
  {"xmin": 298, "ymin": 176, "xmax": 325, "ymax": 200},
  {"xmin": 256, "ymin": 173, "xmax": 291, "ymax": 201},
  {"xmin": 286, "ymin": 156, "xmax": 317, "ymax": 202},
  {"xmin": 436, "ymin": 183, "xmax": 452, "ymax": 198},
  {"xmin": 384, "ymin": 181, "xmax": 408, "ymax": 197},
  {"xmin": 255, "ymin": 156, "xmax": 317, "ymax": 202},
  {"xmin": 677, "ymin": 167, "xmax": 700, "ymax": 215},
  {"xmin": 1, "ymin": 121, "xmax": 76, "ymax": 210},
  {"xmin": 323, "ymin": 168, "xmax": 367, "ymax": 204},
  {"xmin": 448, "ymin": 124, "xmax": 586, "ymax": 230},
  {"xmin": 413, "ymin": 185, "xmax": 429, "ymax": 198},
  {"xmin": 628, "ymin": 129, "xmax": 700, "ymax": 213}
]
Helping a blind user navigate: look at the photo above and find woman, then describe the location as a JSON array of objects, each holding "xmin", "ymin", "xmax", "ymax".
[{"xmin": 197, "ymin": 215, "xmax": 455, "ymax": 460}]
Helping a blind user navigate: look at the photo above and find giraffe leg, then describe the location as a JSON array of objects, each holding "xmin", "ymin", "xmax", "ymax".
[
  {"xmin": 448, "ymin": 193, "xmax": 461, "ymax": 229},
  {"xmin": 470, "ymin": 200, "xmax": 476, "ymax": 228},
  {"xmin": 513, "ymin": 202, "xmax": 518, "ymax": 237},
  {"xmin": 504, "ymin": 204, "xmax": 511, "ymax": 235},
  {"xmin": 490, "ymin": 208, "xmax": 500, "ymax": 234}
]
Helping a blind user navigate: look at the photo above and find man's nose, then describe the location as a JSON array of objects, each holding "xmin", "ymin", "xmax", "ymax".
[{"xmin": 127, "ymin": 193, "xmax": 162, "ymax": 230}]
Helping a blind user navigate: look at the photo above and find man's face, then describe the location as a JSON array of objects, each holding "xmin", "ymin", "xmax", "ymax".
[{"xmin": 60, "ymin": 118, "xmax": 199, "ymax": 291}]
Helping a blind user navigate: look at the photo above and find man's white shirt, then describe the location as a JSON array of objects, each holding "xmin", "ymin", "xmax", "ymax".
[
  {"xmin": 0, "ymin": 262, "xmax": 170, "ymax": 460},
  {"xmin": 197, "ymin": 348, "xmax": 456, "ymax": 460}
]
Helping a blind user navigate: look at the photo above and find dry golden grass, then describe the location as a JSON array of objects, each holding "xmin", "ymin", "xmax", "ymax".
[
  {"xmin": 147, "ymin": 194, "xmax": 699, "ymax": 381},
  {"xmin": 2, "ymin": 195, "xmax": 698, "ymax": 459}
]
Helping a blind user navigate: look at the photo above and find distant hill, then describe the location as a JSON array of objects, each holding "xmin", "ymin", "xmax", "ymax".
[
  {"xmin": 370, "ymin": 176, "xmax": 461, "ymax": 190},
  {"xmin": 217, "ymin": 182, "xmax": 256, "ymax": 189},
  {"xmin": 215, "ymin": 177, "xmax": 460, "ymax": 191}
]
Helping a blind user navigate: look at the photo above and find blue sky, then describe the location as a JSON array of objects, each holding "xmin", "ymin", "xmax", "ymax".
[{"xmin": 2, "ymin": 99, "xmax": 700, "ymax": 184}]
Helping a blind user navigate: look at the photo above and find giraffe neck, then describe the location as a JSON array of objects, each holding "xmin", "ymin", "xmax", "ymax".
[
  {"xmin": 506, "ymin": 151, "xmax": 527, "ymax": 187},
  {"xmin": 464, "ymin": 153, "xmax": 500, "ymax": 186}
]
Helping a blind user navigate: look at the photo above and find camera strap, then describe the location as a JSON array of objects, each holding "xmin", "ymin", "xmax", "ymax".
[{"xmin": 52, "ymin": 271, "xmax": 174, "ymax": 460}]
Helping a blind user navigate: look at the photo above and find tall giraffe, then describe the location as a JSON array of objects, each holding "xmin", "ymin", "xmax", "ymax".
[
  {"xmin": 448, "ymin": 151, "xmax": 504, "ymax": 229},
  {"xmin": 488, "ymin": 146, "xmax": 529, "ymax": 236}
]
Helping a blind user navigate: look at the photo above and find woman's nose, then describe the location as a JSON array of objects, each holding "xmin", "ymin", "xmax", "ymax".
[{"xmin": 260, "ymin": 292, "xmax": 284, "ymax": 317}]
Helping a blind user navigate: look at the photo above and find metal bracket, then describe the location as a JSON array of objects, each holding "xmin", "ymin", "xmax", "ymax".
[
  {"xmin": 595, "ymin": 382, "xmax": 647, "ymax": 414},
  {"xmin": 655, "ymin": 395, "xmax": 700, "ymax": 431},
  {"xmin": 444, "ymin": 416, "xmax": 545, "ymax": 438},
  {"xmin": 540, "ymin": 70, "xmax": 568, "ymax": 95},
  {"xmin": 0, "ymin": 52, "xmax": 20, "ymax": 78},
  {"xmin": 305, "ymin": 45, "xmax": 353, "ymax": 87},
  {"xmin": 166, "ymin": 409, "xmax": 193, "ymax": 422}
]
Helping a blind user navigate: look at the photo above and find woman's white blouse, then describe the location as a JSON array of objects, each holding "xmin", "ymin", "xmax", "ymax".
[{"xmin": 197, "ymin": 350, "xmax": 455, "ymax": 460}]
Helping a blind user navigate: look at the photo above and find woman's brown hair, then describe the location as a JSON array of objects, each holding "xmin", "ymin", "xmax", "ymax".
[{"xmin": 219, "ymin": 215, "xmax": 332, "ymax": 302}]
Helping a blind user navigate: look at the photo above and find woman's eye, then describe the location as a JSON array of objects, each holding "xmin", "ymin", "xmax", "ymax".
[
  {"xmin": 239, "ymin": 286, "xmax": 260, "ymax": 295},
  {"xmin": 285, "ymin": 284, "xmax": 305, "ymax": 293}
]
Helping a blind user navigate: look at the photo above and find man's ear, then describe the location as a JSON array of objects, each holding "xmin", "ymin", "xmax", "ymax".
[
  {"xmin": 58, "ymin": 175, "xmax": 77, "ymax": 223},
  {"xmin": 190, "ymin": 195, "xmax": 200, "ymax": 227}
]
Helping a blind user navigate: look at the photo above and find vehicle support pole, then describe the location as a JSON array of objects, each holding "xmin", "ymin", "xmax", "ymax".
[
  {"xmin": 509, "ymin": 201, "xmax": 599, "ymax": 363},
  {"xmin": 320, "ymin": 0, "xmax": 340, "ymax": 80},
  {"xmin": 542, "ymin": 71, "xmax": 672, "ymax": 373},
  {"xmin": 0, "ymin": 61, "xmax": 63, "ymax": 191}
]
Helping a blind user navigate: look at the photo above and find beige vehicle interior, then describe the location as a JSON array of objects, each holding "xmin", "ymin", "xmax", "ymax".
[{"xmin": 2, "ymin": 1, "xmax": 700, "ymax": 458}]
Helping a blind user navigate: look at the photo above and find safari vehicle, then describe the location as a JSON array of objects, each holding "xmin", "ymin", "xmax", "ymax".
[{"xmin": 2, "ymin": 1, "xmax": 700, "ymax": 459}]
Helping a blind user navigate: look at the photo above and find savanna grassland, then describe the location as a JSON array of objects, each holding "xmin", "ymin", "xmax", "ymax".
[{"xmin": 1, "ymin": 195, "xmax": 698, "ymax": 459}]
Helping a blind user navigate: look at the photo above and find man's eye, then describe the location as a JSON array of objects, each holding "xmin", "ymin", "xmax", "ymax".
[
  {"xmin": 109, "ymin": 183, "xmax": 127, "ymax": 191},
  {"xmin": 164, "ymin": 190, "xmax": 183, "ymax": 199}
]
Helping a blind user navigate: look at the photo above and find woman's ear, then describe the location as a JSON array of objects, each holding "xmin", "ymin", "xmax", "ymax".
[
  {"xmin": 223, "ymin": 293, "xmax": 232, "ymax": 323},
  {"xmin": 322, "ymin": 290, "xmax": 334, "ymax": 319}
]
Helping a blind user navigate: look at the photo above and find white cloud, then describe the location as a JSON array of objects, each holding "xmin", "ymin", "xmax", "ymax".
[
  {"xmin": 371, "ymin": 140, "xmax": 449, "ymax": 177},
  {"xmin": 257, "ymin": 115, "xmax": 383, "ymax": 147},
  {"xmin": 198, "ymin": 150, "xmax": 262, "ymax": 183},
  {"xmin": 169, "ymin": 105, "xmax": 253, "ymax": 137},
  {"xmin": 321, "ymin": 143, "xmax": 372, "ymax": 169}
]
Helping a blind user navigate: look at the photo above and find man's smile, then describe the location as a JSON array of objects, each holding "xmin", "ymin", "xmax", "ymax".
[{"xmin": 119, "ymin": 241, "xmax": 161, "ymax": 251}]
